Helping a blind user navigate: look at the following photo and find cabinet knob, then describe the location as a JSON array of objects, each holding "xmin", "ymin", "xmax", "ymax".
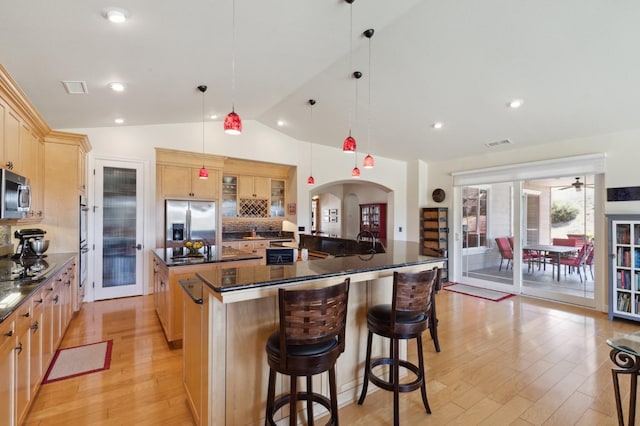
[
  {"xmin": 3, "ymin": 331, "xmax": 12, "ymax": 338},
  {"xmin": 5, "ymin": 161, "xmax": 13, "ymax": 170},
  {"xmin": 15, "ymin": 342, "xmax": 22, "ymax": 354},
  {"xmin": 53, "ymin": 295, "xmax": 59, "ymax": 303},
  {"xmin": 30, "ymin": 321, "xmax": 39, "ymax": 331}
]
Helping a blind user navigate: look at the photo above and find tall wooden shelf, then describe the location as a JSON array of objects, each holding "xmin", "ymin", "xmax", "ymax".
[
  {"xmin": 420, "ymin": 207, "xmax": 449, "ymax": 282},
  {"xmin": 607, "ymin": 214, "xmax": 640, "ymax": 321},
  {"xmin": 359, "ymin": 203, "xmax": 386, "ymax": 241}
]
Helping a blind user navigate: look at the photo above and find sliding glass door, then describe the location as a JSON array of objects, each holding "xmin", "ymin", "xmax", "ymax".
[
  {"xmin": 457, "ymin": 175, "xmax": 596, "ymax": 307},
  {"xmin": 461, "ymin": 182, "xmax": 516, "ymax": 292}
]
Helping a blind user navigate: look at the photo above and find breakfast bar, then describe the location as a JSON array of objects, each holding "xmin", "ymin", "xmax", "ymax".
[{"xmin": 179, "ymin": 241, "xmax": 444, "ymax": 425}]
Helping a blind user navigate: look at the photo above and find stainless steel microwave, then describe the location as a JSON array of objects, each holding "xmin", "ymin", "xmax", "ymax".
[{"xmin": 0, "ymin": 169, "xmax": 31, "ymax": 219}]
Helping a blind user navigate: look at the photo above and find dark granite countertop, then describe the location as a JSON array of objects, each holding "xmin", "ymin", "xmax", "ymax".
[
  {"xmin": 0, "ymin": 253, "xmax": 78, "ymax": 323},
  {"xmin": 196, "ymin": 241, "xmax": 443, "ymax": 294},
  {"xmin": 152, "ymin": 246, "xmax": 262, "ymax": 267},
  {"xmin": 221, "ymin": 231, "xmax": 294, "ymax": 242}
]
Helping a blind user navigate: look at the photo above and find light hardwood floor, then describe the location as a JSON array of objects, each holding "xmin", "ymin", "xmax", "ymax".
[{"xmin": 25, "ymin": 290, "xmax": 637, "ymax": 425}]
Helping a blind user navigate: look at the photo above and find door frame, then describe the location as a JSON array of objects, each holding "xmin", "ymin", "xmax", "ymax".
[{"xmin": 87, "ymin": 155, "xmax": 148, "ymax": 301}]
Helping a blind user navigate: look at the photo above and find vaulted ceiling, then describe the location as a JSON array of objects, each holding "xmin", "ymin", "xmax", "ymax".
[{"xmin": 1, "ymin": 1, "xmax": 639, "ymax": 163}]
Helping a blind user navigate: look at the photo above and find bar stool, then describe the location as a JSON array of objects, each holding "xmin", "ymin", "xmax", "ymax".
[
  {"xmin": 357, "ymin": 268, "xmax": 440, "ymax": 426},
  {"xmin": 265, "ymin": 279, "xmax": 350, "ymax": 426}
]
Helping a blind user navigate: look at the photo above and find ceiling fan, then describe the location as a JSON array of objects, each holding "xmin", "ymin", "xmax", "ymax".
[{"xmin": 560, "ymin": 177, "xmax": 593, "ymax": 191}]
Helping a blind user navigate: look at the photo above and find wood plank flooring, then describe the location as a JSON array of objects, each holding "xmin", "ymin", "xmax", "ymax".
[{"xmin": 24, "ymin": 290, "xmax": 638, "ymax": 425}]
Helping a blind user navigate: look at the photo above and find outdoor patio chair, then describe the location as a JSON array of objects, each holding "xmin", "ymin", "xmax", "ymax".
[
  {"xmin": 550, "ymin": 243, "xmax": 589, "ymax": 282},
  {"xmin": 495, "ymin": 237, "xmax": 513, "ymax": 272}
]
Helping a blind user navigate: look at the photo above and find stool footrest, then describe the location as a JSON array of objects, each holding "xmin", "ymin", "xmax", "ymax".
[
  {"xmin": 269, "ymin": 392, "xmax": 336, "ymax": 425},
  {"xmin": 368, "ymin": 357, "xmax": 424, "ymax": 393}
]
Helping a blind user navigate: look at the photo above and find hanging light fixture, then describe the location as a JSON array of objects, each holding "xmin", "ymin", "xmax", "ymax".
[
  {"xmin": 197, "ymin": 85, "xmax": 209, "ymax": 179},
  {"xmin": 224, "ymin": 0, "xmax": 242, "ymax": 135},
  {"xmin": 352, "ymin": 151, "xmax": 360, "ymax": 178},
  {"xmin": 307, "ymin": 99, "xmax": 316, "ymax": 185},
  {"xmin": 342, "ymin": 0, "xmax": 357, "ymax": 153},
  {"xmin": 363, "ymin": 28, "xmax": 375, "ymax": 169}
]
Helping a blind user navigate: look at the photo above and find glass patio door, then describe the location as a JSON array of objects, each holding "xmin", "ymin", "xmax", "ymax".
[
  {"xmin": 461, "ymin": 182, "xmax": 518, "ymax": 292},
  {"xmin": 93, "ymin": 159, "xmax": 144, "ymax": 300}
]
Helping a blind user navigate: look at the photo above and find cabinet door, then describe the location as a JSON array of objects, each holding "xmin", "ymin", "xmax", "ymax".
[
  {"xmin": 183, "ymin": 292, "xmax": 203, "ymax": 423},
  {"xmin": 191, "ymin": 168, "xmax": 218, "ymax": 199},
  {"xmin": 253, "ymin": 177, "xmax": 270, "ymax": 198},
  {"xmin": 161, "ymin": 165, "xmax": 192, "ymax": 198},
  {"xmin": 237, "ymin": 175, "xmax": 255, "ymax": 198},
  {"xmin": 0, "ymin": 317, "xmax": 15, "ymax": 426},
  {"xmin": 15, "ymin": 303, "xmax": 31, "ymax": 425},
  {"xmin": 30, "ymin": 298, "xmax": 43, "ymax": 395},
  {"xmin": 78, "ymin": 146, "xmax": 87, "ymax": 195},
  {"xmin": 270, "ymin": 179, "xmax": 285, "ymax": 217},
  {"xmin": 4, "ymin": 109, "xmax": 21, "ymax": 172}
]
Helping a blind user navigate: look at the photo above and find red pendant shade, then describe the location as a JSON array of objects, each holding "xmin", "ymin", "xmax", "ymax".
[
  {"xmin": 351, "ymin": 166, "xmax": 360, "ymax": 178},
  {"xmin": 307, "ymin": 175, "xmax": 315, "ymax": 185},
  {"xmin": 363, "ymin": 154, "xmax": 374, "ymax": 168},
  {"xmin": 224, "ymin": 110, "xmax": 242, "ymax": 135},
  {"xmin": 198, "ymin": 166, "xmax": 209, "ymax": 179},
  {"xmin": 343, "ymin": 135, "xmax": 356, "ymax": 153}
]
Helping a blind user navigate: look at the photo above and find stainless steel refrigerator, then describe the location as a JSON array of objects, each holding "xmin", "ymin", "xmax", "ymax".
[{"xmin": 165, "ymin": 200, "xmax": 216, "ymax": 247}]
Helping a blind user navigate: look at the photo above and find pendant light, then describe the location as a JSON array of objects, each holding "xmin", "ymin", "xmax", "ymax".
[
  {"xmin": 363, "ymin": 28, "xmax": 375, "ymax": 169},
  {"xmin": 342, "ymin": 0, "xmax": 357, "ymax": 153},
  {"xmin": 351, "ymin": 151, "xmax": 360, "ymax": 178},
  {"xmin": 307, "ymin": 99, "xmax": 316, "ymax": 185},
  {"xmin": 224, "ymin": 0, "xmax": 242, "ymax": 135},
  {"xmin": 197, "ymin": 85, "xmax": 209, "ymax": 179}
]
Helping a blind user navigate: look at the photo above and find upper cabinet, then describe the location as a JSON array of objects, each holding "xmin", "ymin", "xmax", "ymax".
[
  {"xmin": 156, "ymin": 149, "xmax": 225, "ymax": 200},
  {"xmin": 160, "ymin": 165, "xmax": 219, "ymax": 199},
  {"xmin": 238, "ymin": 175, "xmax": 269, "ymax": 199},
  {"xmin": 2, "ymin": 102, "xmax": 21, "ymax": 172}
]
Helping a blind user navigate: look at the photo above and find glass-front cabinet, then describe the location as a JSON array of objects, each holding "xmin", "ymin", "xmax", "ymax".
[
  {"xmin": 270, "ymin": 179, "xmax": 285, "ymax": 217},
  {"xmin": 608, "ymin": 215, "xmax": 640, "ymax": 321},
  {"xmin": 222, "ymin": 176, "xmax": 237, "ymax": 217}
]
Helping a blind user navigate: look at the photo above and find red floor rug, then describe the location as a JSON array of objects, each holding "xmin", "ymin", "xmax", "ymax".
[
  {"xmin": 444, "ymin": 283, "xmax": 514, "ymax": 302},
  {"xmin": 43, "ymin": 340, "xmax": 113, "ymax": 384}
]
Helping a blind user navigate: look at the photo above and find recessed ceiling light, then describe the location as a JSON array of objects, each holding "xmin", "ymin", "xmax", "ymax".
[
  {"xmin": 432, "ymin": 122, "xmax": 443, "ymax": 129},
  {"xmin": 508, "ymin": 99, "xmax": 523, "ymax": 108},
  {"xmin": 109, "ymin": 82, "xmax": 125, "ymax": 92},
  {"xmin": 277, "ymin": 120, "xmax": 285, "ymax": 127},
  {"xmin": 104, "ymin": 8, "xmax": 128, "ymax": 24},
  {"xmin": 210, "ymin": 114, "xmax": 218, "ymax": 120},
  {"xmin": 114, "ymin": 118, "xmax": 125, "ymax": 124}
]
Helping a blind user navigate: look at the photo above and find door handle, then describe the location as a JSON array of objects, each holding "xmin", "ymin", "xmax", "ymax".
[{"xmin": 135, "ymin": 244, "xmax": 143, "ymax": 250}]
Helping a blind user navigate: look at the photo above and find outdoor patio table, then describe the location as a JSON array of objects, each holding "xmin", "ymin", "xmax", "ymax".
[
  {"xmin": 607, "ymin": 331, "xmax": 640, "ymax": 426},
  {"xmin": 523, "ymin": 244, "xmax": 579, "ymax": 281}
]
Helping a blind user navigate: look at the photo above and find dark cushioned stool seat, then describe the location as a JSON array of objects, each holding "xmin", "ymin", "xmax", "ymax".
[
  {"xmin": 265, "ymin": 279, "xmax": 350, "ymax": 426},
  {"xmin": 358, "ymin": 268, "xmax": 440, "ymax": 426}
]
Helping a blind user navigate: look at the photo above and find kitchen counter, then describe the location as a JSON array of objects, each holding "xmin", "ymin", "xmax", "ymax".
[
  {"xmin": 181, "ymin": 241, "xmax": 445, "ymax": 424},
  {"xmin": 0, "ymin": 253, "xmax": 77, "ymax": 323},
  {"xmin": 152, "ymin": 245, "xmax": 262, "ymax": 267}
]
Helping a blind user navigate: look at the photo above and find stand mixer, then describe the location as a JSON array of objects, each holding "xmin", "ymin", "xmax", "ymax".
[{"xmin": 13, "ymin": 228, "xmax": 48, "ymax": 259}]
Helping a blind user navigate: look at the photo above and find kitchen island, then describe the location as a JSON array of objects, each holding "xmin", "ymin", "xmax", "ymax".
[
  {"xmin": 179, "ymin": 241, "xmax": 444, "ymax": 425},
  {"xmin": 151, "ymin": 246, "xmax": 262, "ymax": 345}
]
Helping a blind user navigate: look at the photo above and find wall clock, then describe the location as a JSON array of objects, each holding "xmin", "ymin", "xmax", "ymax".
[{"xmin": 432, "ymin": 188, "xmax": 446, "ymax": 203}]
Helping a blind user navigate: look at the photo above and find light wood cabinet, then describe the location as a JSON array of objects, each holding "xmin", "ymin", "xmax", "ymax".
[
  {"xmin": 160, "ymin": 165, "xmax": 219, "ymax": 199},
  {"xmin": 238, "ymin": 175, "xmax": 269, "ymax": 199},
  {"xmin": 14, "ymin": 300, "xmax": 31, "ymax": 425},
  {"xmin": 152, "ymin": 252, "xmax": 262, "ymax": 345},
  {"xmin": 3, "ymin": 107, "xmax": 21, "ymax": 172},
  {"xmin": 0, "ymin": 315, "xmax": 15, "ymax": 426},
  {"xmin": 29, "ymin": 294, "xmax": 44, "ymax": 397},
  {"xmin": 43, "ymin": 132, "xmax": 91, "ymax": 256},
  {"xmin": 19, "ymin": 125, "xmax": 44, "ymax": 219}
]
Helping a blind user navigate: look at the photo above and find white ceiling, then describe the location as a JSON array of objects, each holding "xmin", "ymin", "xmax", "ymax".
[{"xmin": 1, "ymin": 0, "xmax": 640, "ymax": 163}]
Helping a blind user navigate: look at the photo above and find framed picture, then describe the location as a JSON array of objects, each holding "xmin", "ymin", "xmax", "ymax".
[
  {"xmin": 330, "ymin": 216, "xmax": 338, "ymax": 223},
  {"xmin": 329, "ymin": 208, "xmax": 338, "ymax": 215},
  {"xmin": 288, "ymin": 203, "xmax": 296, "ymax": 215}
]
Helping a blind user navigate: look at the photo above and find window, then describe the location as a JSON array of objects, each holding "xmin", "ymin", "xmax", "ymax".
[{"xmin": 462, "ymin": 186, "xmax": 488, "ymax": 248}]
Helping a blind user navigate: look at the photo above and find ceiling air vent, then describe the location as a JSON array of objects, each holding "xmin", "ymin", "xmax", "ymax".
[
  {"xmin": 61, "ymin": 80, "xmax": 89, "ymax": 95},
  {"xmin": 485, "ymin": 139, "xmax": 512, "ymax": 148}
]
